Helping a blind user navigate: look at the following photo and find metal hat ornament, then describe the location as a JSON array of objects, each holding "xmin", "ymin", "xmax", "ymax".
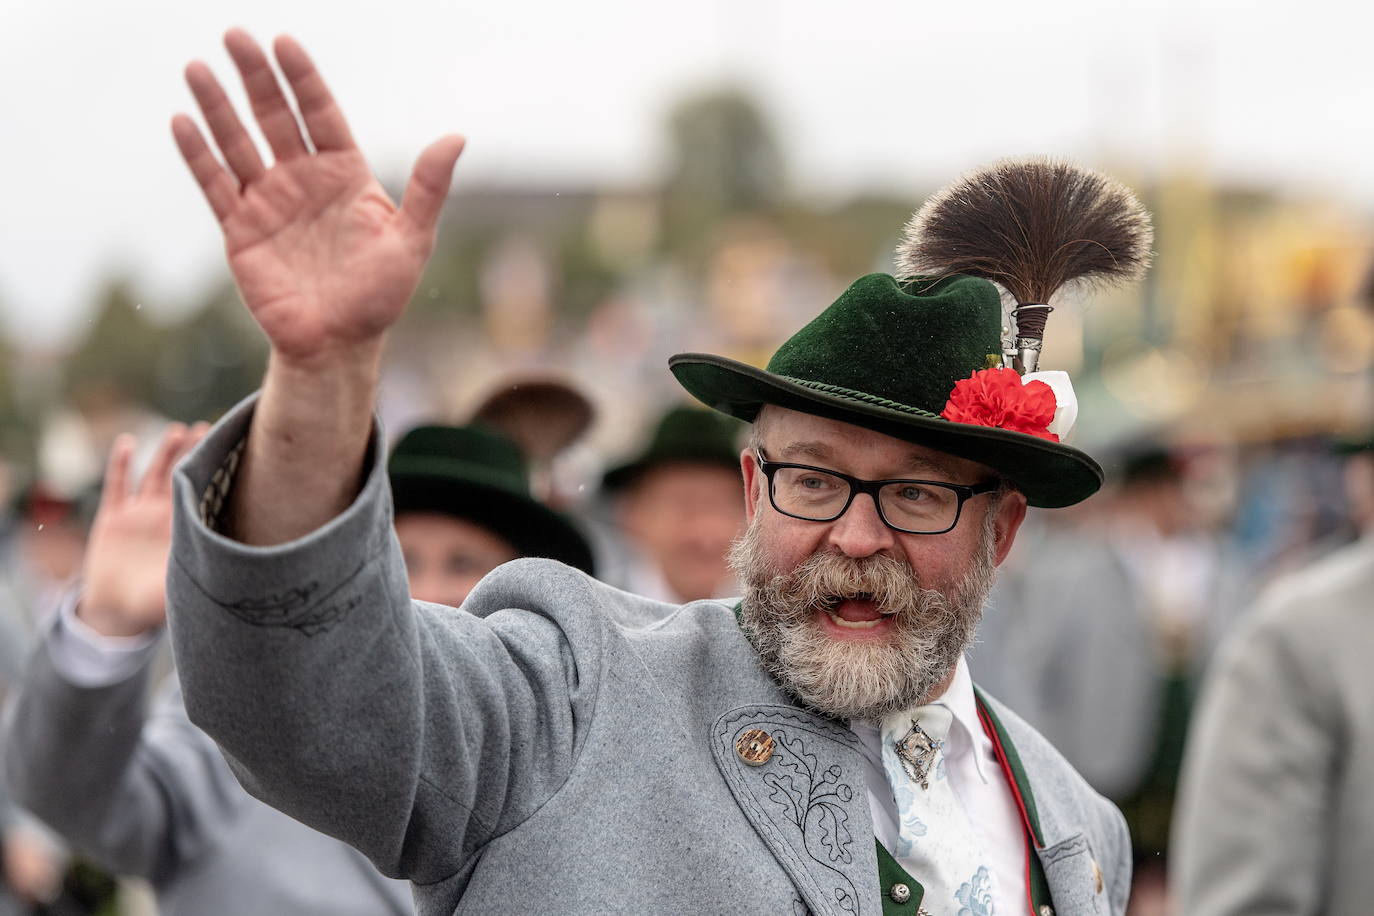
[{"xmin": 896, "ymin": 158, "xmax": 1153, "ymax": 377}]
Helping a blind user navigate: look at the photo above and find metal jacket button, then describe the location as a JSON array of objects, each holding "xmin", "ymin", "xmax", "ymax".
[{"xmin": 889, "ymin": 883, "xmax": 912, "ymax": 903}]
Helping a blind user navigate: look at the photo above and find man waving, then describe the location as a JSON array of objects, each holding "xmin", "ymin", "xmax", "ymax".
[{"xmin": 165, "ymin": 30, "xmax": 1146, "ymax": 915}]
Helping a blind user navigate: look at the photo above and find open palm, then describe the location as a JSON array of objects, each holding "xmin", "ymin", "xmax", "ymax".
[
  {"xmin": 81, "ymin": 424, "xmax": 207, "ymax": 638},
  {"xmin": 172, "ymin": 31, "xmax": 464, "ymax": 362}
]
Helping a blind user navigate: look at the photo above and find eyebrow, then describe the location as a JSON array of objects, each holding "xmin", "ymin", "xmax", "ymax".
[{"xmin": 772, "ymin": 441, "xmax": 960, "ymax": 479}]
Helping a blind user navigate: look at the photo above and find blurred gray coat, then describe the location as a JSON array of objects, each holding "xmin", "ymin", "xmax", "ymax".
[
  {"xmin": 969, "ymin": 525, "xmax": 1250, "ymax": 799},
  {"xmin": 0, "ymin": 597, "xmax": 28, "ymax": 916},
  {"xmin": 161, "ymin": 400, "xmax": 1133, "ymax": 916},
  {"xmin": 2, "ymin": 630, "xmax": 413, "ymax": 916},
  {"xmin": 1172, "ymin": 536, "xmax": 1374, "ymax": 915}
]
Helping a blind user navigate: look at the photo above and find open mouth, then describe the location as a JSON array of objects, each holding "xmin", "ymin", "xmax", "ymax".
[{"xmin": 819, "ymin": 593, "xmax": 891, "ymax": 631}]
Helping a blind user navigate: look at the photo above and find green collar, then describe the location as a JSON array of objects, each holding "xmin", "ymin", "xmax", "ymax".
[{"xmin": 973, "ymin": 685, "xmax": 1045, "ymax": 848}]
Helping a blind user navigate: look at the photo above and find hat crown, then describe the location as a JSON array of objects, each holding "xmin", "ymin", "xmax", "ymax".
[
  {"xmin": 765, "ymin": 273, "xmax": 1004, "ymax": 416},
  {"xmin": 388, "ymin": 424, "xmax": 530, "ymax": 496},
  {"xmin": 647, "ymin": 407, "xmax": 743, "ymax": 464},
  {"xmin": 603, "ymin": 406, "xmax": 743, "ymax": 491}
]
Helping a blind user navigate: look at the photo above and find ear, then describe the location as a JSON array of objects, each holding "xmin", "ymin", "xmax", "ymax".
[
  {"xmin": 740, "ymin": 446, "xmax": 764, "ymax": 524},
  {"xmin": 991, "ymin": 489, "xmax": 1028, "ymax": 567}
]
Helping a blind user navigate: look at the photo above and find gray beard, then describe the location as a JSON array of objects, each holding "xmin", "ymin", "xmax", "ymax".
[{"xmin": 728, "ymin": 515, "xmax": 998, "ymax": 722}]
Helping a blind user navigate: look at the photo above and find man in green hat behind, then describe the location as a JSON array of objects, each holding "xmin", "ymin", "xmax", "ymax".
[
  {"xmin": 390, "ymin": 423, "xmax": 595, "ymax": 607},
  {"xmin": 601, "ymin": 406, "xmax": 745, "ymax": 605},
  {"xmin": 162, "ymin": 31, "xmax": 1151, "ymax": 916}
]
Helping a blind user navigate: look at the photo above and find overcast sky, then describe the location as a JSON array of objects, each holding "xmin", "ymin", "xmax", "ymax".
[{"xmin": 5, "ymin": 0, "xmax": 1374, "ymax": 347}]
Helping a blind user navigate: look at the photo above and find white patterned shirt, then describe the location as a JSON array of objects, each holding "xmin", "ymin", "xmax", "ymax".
[{"xmin": 851, "ymin": 657, "xmax": 1028, "ymax": 914}]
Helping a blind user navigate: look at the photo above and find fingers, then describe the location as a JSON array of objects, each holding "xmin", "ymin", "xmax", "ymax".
[
  {"xmin": 399, "ymin": 135, "xmax": 466, "ymax": 238},
  {"xmin": 171, "ymin": 115, "xmax": 239, "ymax": 221},
  {"xmin": 99, "ymin": 434, "xmax": 136, "ymax": 513},
  {"xmin": 184, "ymin": 61, "xmax": 266, "ymax": 186},
  {"xmin": 273, "ymin": 34, "xmax": 356, "ymax": 153},
  {"xmin": 137, "ymin": 424, "xmax": 189, "ymax": 499},
  {"xmin": 224, "ymin": 29, "xmax": 310, "ymax": 161}
]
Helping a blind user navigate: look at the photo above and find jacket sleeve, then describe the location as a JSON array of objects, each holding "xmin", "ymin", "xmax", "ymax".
[
  {"xmin": 1171, "ymin": 589, "xmax": 1332, "ymax": 916},
  {"xmin": 1, "ymin": 626, "xmax": 254, "ymax": 884},
  {"xmin": 165, "ymin": 395, "xmax": 605, "ymax": 887}
]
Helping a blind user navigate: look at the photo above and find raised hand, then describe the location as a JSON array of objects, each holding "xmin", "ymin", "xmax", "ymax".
[
  {"xmin": 172, "ymin": 30, "xmax": 464, "ymax": 365},
  {"xmin": 79, "ymin": 424, "xmax": 209, "ymax": 638}
]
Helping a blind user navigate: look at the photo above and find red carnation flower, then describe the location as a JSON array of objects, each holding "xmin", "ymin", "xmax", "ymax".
[{"xmin": 940, "ymin": 368, "xmax": 1059, "ymax": 442}]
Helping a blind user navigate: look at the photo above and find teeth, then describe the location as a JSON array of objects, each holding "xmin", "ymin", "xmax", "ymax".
[{"xmin": 825, "ymin": 610, "xmax": 885, "ymax": 630}]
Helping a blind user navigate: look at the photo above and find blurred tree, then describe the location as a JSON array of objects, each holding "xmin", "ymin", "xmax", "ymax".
[
  {"xmin": 660, "ymin": 88, "xmax": 785, "ymax": 254},
  {"xmin": 0, "ymin": 322, "xmax": 37, "ymax": 477},
  {"xmin": 412, "ymin": 188, "xmax": 620, "ymax": 332},
  {"xmin": 554, "ymin": 223, "xmax": 620, "ymax": 322},
  {"xmin": 152, "ymin": 280, "xmax": 268, "ymax": 423},
  {"xmin": 62, "ymin": 277, "xmax": 164, "ymax": 408},
  {"xmin": 783, "ymin": 194, "xmax": 916, "ymax": 279}
]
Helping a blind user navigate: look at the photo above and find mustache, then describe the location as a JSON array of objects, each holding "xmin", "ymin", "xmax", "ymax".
[
  {"xmin": 729, "ymin": 531, "xmax": 959, "ymax": 630},
  {"xmin": 769, "ymin": 551, "xmax": 929, "ymax": 619}
]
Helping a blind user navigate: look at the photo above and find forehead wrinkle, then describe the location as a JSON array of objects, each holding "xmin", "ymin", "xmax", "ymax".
[{"xmin": 775, "ymin": 440, "xmax": 837, "ymax": 463}]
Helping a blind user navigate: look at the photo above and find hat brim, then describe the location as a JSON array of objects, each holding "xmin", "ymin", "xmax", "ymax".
[
  {"xmin": 390, "ymin": 473, "xmax": 596, "ymax": 574},
  {"xmin": 669, "ymin": 353, "xmax": 1103, "ymax": 508}
]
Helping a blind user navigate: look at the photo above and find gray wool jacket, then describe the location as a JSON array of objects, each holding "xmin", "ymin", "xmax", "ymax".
[{"xmin": 166, "ymin": 398, "xmax": 1130, "ymax": 916}]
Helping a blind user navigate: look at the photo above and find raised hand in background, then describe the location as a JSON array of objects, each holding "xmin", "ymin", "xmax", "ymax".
[
  {"xmin": 2, "ymin": 828, "xmax": 62, "ymax": 907},
  {"xmin": 172, "ymin": 31, "xmax": 465, "ymax": 545},
  {"xmin": 79, "ymin": 424, "xmax": 208, "ymax": 638}
]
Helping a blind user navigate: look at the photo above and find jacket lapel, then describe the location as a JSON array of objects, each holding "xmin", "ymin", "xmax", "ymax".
[
  {"xmin": 975, "ymin": 687, "xmax": 1109, "ymax": 915},
  {"xmin": 712, "ymin": 704, "xmax": 880, "ymax": 916}
]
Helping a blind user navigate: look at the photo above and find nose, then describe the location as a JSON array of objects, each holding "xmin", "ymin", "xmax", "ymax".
[{"xmin": 825, "ymin": 492, "xmax": 896, "ymax": 559}]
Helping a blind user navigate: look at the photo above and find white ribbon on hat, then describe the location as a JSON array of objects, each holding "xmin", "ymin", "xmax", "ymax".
[{"xmin": 1022, "ymin": 370, "xmax": 1078, "ymax": 440}]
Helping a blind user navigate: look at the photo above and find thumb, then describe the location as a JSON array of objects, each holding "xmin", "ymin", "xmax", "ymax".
[{"xmin": 399, "ymin": 134, "xmax": 466, "ymax": 239}]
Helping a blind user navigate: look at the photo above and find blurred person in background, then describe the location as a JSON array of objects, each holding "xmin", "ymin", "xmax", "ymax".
[
  {"xmin": 1, "ymin": 610, "xmax": 64, "ymax": 915},
  {"xmin": 3, "ymin": 421, "xmax": 592, "ymax": 915},
  {"xmin": 466, "ymin": 375, "xmax": 597, "ymax": 510},
  {"xmin": 971, "ymin": 443, "xmax": 1251, "ymax": 913},
  {"xmin": 0, "ymin": 485, "xmax": 118, "ymax": 916},
  {"xmin": 1171, "ymin": 432, "xmax": 1374, "ymax": 915},
  {"xmin": 390, "ymin": 422, "xmax": 596, "ymax": 607},
  {"xmin": 0, "ymin": 487, "xmax": 95, "ymax": 640},
  {"xmin": 599, "ymin": 405, "xmax": 744, "ymax": 604}
]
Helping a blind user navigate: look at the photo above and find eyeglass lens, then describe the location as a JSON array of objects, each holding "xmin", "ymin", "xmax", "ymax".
[{"xmin": 769, "ymin": 466, "xmax": 960, "ymax": 533}]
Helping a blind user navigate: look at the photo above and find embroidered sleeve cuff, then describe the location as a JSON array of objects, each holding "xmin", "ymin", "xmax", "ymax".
[{"xmin": 169, "ymin": 392, "xmax": 392, "ymax": 639}]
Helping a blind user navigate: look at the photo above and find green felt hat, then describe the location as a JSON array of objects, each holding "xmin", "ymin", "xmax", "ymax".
[
  {"xmin": 388, "ymin": 424, "xmax": 596, "ymax": 574},
  {"xmin": 669, "ymin": 272, "xmax": 1104, "ymax": 508},
  {"xmin": 602, "ymin": 406, "xmax": 744, "ymax": 492}
]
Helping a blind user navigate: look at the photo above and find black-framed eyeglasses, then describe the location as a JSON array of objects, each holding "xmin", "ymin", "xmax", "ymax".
[{"xmin": 754, "ymin": 449, "xmax": 999, "ymax": 535}]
